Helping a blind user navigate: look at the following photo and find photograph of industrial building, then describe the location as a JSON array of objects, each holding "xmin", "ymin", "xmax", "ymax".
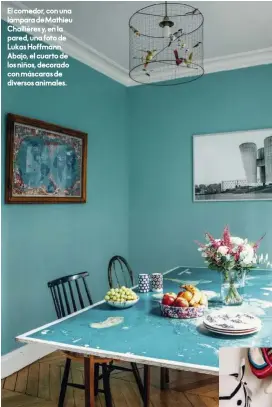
[{"xmin": 193, "ymin": 129, "xmax": 272, "ymax": 201}]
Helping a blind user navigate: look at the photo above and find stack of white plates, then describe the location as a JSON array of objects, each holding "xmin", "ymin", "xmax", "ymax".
[{"xmin": 203, "ymin": 311, "xmax": 262, "ymax": 336}]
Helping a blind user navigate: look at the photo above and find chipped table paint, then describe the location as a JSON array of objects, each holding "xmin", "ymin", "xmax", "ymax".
[{"xmin": 17, "ymin": 266, "xmax": 272, "ymax": 374}]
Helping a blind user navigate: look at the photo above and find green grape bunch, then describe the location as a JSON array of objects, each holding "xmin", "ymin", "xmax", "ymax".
[{"xmin": 105, "ymin": 286, "xmax": 138, "ymax": 302}]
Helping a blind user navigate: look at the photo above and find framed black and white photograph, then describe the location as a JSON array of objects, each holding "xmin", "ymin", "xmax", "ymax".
[{"xmin": 193, "ymin": 129, "xmax": 272, "ymax": 202}]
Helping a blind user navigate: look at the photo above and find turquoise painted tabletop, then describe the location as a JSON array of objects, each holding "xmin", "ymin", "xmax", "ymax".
[{"xmin": 18, "ymin": 267, "xmax": 272, "ymax": 373}]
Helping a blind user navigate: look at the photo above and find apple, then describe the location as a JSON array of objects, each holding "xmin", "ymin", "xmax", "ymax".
[
  {"xmin": 174, "ymin": 297, "xmax": 189, "ymax": 307},
  {"xmin": 162, "ymin": 292, "xmax": 177, "ymax": 306},
  {"xmin": 177, "ymin": 290, "xmax": 193, "ymax": 302}
]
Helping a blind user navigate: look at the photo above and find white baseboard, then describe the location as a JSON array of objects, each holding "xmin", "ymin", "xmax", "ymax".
[{"xmin": 1, "ymin": 343, "xmax": 55, "ymax": 379}]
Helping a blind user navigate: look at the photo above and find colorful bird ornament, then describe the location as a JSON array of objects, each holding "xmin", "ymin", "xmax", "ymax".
[
  {"xmin": 130, "ymin": 25, "xmax": 140, "ymax": 36},
  {"xmin": 168, "ymin": 33, "xmax": 177, "ymax": 47},
  {"xmin": 141, "ymin": 50, "xmax": 157, "ymax": 69},
  {"xmin": 185, "ymin": 52, "xmax": 193, "ymax": 67},
  {"xmin": 173, "ymin": 49, "xmax": 193, "ymax": 67},
  {"xmin": 173, "ymin": 49, "xmax": 184, "ymax": 66},
  {"xmin": 168, "ymin": 28, "xmax": 183, "ymax": 47}
]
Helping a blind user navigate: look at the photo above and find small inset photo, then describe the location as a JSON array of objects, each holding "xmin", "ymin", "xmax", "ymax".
[{"xmin": 219, "ymin": 347, "xmax": 272, "ymax": 407}]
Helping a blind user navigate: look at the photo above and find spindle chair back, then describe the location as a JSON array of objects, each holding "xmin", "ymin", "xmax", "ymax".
[
  {"xmin": 108, "ymin": 255, "xmax": 134, "ymax": 289},
  {"xmin": 48, "ymin": 271, "xmax": 92, "ymax": 318}
]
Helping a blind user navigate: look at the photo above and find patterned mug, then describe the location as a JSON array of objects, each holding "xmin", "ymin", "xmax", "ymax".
[
  {"xmin": 151, "ymin": 273, "xmax": 163, "ymax": 292},
  {"xmin": 138, "ymin": 274, "xmax": 150, "ymax": 293}
]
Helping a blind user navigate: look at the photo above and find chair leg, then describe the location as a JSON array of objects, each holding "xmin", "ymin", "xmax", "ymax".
[
  {"xmin": 102, "ymin": 363, "xmax": 113, "ymax": 407},
  {"xmin": 131, "ymin": 362, "xmax": 144, "ymax": 400},
  {"xmin": 143, "ymin": 365, "xmax": 150, "ymax": 407},
  {"xmin": 160, "ymin": 367, "xmax": 170, "ymax": 390},
  {"xmin": 94, "ymin": 363, "xmax": 100, "ymax": 396},
  {"xmin": 58, "ymin": 358, "xmax": 71, "ymax": 407},
  {"xmin": 84, "ymin": 357, "xmax": 95, "ymax": 407}
]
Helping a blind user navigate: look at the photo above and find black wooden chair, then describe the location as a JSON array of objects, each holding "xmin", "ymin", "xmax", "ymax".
[
  {"xmin": 108, "ymin": 255, "xmax": 170, "ymax": 391},
  {"xmin": 48, "ymin": 272, "xmax": 114, "ymax": 407},
  {"xmin": 108, "ymin": 255, "xmax": 134, "ymax": 288}
]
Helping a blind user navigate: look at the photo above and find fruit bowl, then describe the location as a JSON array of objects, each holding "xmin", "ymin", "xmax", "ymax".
[
  {"xmin": 106, "ymin": 297, "xmax": 139, "ymax": 309},
  {"xmin": 160, "ymin": 302, "xmax": 207, "ymax": 319},
  {"xmin": 160, "ymin": 284, "xmax": 208, "ymax": 319},
  {"xmin": 104, "ymin": 286, "xmax": 139, "ymax": 309}
]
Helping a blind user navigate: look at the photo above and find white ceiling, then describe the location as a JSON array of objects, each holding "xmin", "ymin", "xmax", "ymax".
[{"xmin": 21, "ymin": 1, "xmax": 272, "ymax": 71}]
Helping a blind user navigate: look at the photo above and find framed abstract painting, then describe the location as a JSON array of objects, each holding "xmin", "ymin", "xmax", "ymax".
[{"xmin": 5, "ymin": 113, "xmax": 87, "ymax": 204}]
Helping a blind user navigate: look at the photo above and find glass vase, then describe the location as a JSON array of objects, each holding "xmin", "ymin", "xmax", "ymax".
[{"xmin": 221, "ymin": 270, "xmax": 246, "ymax": 306}]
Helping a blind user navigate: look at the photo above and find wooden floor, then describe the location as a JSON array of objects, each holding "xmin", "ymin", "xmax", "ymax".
[{"xmin": 1, "ymin": 352, "xmax": 218, "ymax": 407}]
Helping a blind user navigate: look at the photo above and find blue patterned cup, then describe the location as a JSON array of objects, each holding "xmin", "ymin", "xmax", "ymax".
[
  {"xmin": 138, "ymin": 274, "xmax": 150, "ymax": 293},
  {"xmin": 151, "ymin": 273, "xmax": 163, "ymax": 292}
]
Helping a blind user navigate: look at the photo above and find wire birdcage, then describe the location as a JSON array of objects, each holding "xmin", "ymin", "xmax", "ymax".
[{"xmin": 129, "ymin": 2, "xmax": 204, "ymax": 86}]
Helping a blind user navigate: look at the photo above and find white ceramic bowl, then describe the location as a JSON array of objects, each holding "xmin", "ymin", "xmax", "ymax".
[{"xmin": 106, "ymin": 297, "xmax": 139, "ymax": 309}]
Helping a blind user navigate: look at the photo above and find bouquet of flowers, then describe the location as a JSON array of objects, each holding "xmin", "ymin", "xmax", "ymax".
[{"xmin": 196, "ymin": 226, "xmax": 270, "ymax": 304}]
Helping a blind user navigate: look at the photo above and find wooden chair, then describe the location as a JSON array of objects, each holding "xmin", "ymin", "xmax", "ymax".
[
  {"xmin": 48, "ymin": 272, "xmax": 113, "ymax": 407},
  {"xmin": 108, "ymin": 255, "xmax": 170, "ymax": 391},
  {"xmin": 108, "ymin": 255, "xmax": 133, "ymax": 288}
]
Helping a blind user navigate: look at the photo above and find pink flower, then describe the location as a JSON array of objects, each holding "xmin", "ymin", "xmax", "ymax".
[
  {"xmin": 253, "ymin": 234, "xmax": 266, "ymax": 251},
  {"xmin": 217, "ymin": 246, "xmax": 229, "ymax": 256},
  {"xmin": 222, "ymin": 225, "xmax": 232, "ymax": 248}
]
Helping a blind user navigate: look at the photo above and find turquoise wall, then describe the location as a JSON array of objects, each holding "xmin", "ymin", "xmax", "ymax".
[
  {"xmin": 2, "ymin": 17, "xmax": 272, "ymax": 356},
  {"xmin": 1, "ymin": 22, "xmax": 128, "ymax": 355},
  {"xmin": 128, "ymin": 64, "xmax": 272, "ymax": 275}
]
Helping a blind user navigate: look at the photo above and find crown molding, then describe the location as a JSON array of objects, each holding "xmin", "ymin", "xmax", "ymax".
[
  {"xmin": 2, "ymin": 1, "xmax": 272, "ymax": 87},
  {"xmin": 203, "ymin": 47, "xmax": 272, "ymax": 76}
]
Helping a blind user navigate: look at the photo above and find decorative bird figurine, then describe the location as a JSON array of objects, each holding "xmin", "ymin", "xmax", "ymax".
[
  {"xmin": 173, "ymin": 49, "xmax": 184, "ymax": 66},
  {"xmin": 168, "ymin": 33, "xmax": 177, "ymax": 47},
  {"xmin": 130, "ymin": 25, "xmax": 140, "ymax": 36},
  {"xmin": 168, "ymin": 28, "xmax": 183, "ymax": 47},
  {"xmin": 193, "ymin": 41, "xmax": 202, "ymax": 48},
  {"xmin": 141, "ymin": 50, "xmax": 157, "ymax": 69},
  {"xmin": 184, "ymin": 52, "xmax": 193, "ymax": 67},
  {"xmin": 174, "ymin": 49, "xmax": 193, "ymax": 67}
]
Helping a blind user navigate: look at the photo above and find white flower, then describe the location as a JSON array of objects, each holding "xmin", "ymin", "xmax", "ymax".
[
  {"xmin": 197, "ymin": 247, "xmax": 203, "ymax": 252},
  {"xmin": 217, "ymin": 246, "xmax": 228, "ymax": 256},
  {"xmin": 225, "ymin": 254, "xmax": 231, "ymax": 261},
  {"xmin": 230, "ymin": 236, "xmax": 245, "ymax": 246},
  {"xmin": 240, "ymin": 252, "xmax": 256, "ymax": 266},
  {"xmin": 240, "ymin": 244, "xmax": 254, "ymax": 260},
  {"xmin": 202, "ymin": 252, "xmax": 207, "ymax": 258},
  {"xmin": 265, "ymin": 253, "xmax": 269, "ymax": 262}
]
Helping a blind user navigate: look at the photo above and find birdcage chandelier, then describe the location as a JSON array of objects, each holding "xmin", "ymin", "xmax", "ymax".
[{"xmin": 129, "ymin": 2, "xmax": 204, "ymax": 85}]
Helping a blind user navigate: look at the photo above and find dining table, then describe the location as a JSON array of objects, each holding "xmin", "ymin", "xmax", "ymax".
[{"xmin": 17, "ymin": 266, "xmax": 272, "ymax": 406}]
